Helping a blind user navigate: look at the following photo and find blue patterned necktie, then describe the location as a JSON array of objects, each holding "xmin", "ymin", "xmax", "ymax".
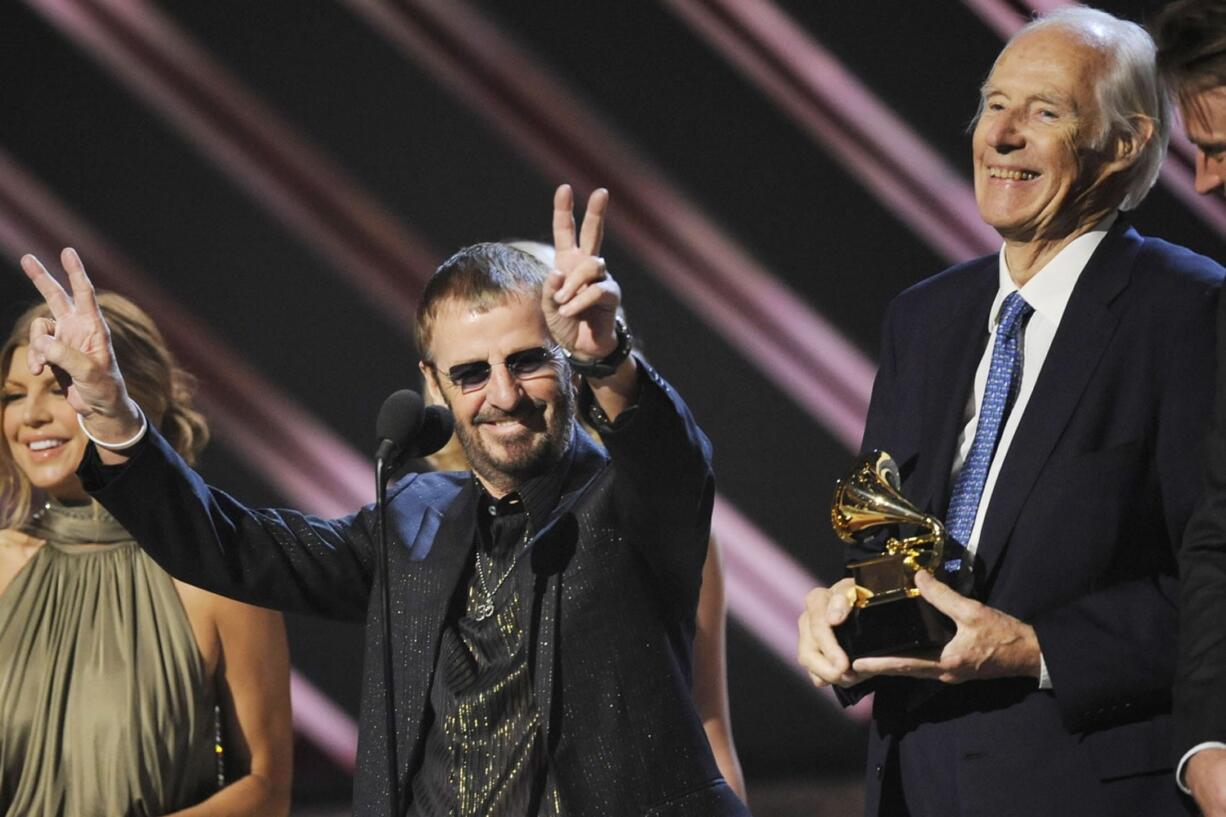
[{"xmin": 943, "ymin": 291, "xmax": 1034, "ymax": 572}]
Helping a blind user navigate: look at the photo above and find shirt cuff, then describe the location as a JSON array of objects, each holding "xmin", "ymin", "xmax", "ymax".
[
  {"xmin": 580, "ymin": 355, "xmax": 647, "ymax": 433},
  {"xmin": 1177, "ymin": 742, "xmax": 1226, "ymax": 793},
  {"xmin": 1038, "ymin": 653, "xmax": 1052, "ymax": 690}
]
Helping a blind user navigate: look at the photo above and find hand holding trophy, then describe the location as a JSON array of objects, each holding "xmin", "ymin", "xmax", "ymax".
[{"xmin": 829, "ymin": 451, "xmax": 955, "ymax": 659}]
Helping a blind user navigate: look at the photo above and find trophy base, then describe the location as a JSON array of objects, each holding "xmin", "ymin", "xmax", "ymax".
[{"xmin": 835, "ymin": 594, "xmax": 954, "ymax": 659}]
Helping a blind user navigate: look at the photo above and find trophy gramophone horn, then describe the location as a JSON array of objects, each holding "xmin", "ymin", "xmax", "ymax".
[
  {"xmin": 831, "ymin": 451, "xmax": 945, "ymax": 571},
  {"xmin": 827, "ymin": 450, "xmax": 955, "ymax": 657}
]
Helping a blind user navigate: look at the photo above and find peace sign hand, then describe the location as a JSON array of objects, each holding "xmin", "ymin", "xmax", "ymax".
[
  {"xmin": 542, "ymin": 184, "xmax": 621, "ymax": 361},
  {"xmin": 20, "ymin": 249, "xmax": 142, "ymax": 442}
]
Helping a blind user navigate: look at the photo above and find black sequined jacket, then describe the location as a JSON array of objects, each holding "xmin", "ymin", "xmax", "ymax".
[{"xmin": 82, "ymin": 359, "xmax": 750, "ymax": 817}]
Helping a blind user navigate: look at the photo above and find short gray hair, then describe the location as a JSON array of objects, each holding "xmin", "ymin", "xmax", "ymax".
[{"xmin": 989, "ymin": 7, "xmax": 1171, "ymax": 211}]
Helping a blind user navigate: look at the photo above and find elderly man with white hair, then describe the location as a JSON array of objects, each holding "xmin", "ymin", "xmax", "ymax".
[{"xmin": 798, "ymin": 7, "xmax": 1222, "ymax": 816}]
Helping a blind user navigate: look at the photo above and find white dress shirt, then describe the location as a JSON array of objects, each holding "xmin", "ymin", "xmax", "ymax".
[{"xmin": 948, "ymin": 214, "xmax": 1115, "ymax": 689}]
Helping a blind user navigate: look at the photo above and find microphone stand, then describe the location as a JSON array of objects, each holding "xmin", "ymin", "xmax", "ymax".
[
  {"xmin": 370, "ymin": 392, "xmax": 452, "ymax": 817},
  {"xmin": 375, "ymin": 450, "xmax": 400, "ymax": 817}
]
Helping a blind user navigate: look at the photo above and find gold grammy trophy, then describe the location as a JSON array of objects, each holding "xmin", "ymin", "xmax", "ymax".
[{"xmin": 830, "ymin": 450, "xmax": 954, "ymax": 658}]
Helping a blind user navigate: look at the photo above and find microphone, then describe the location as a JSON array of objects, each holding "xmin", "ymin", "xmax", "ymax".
[
  {"xmin": 409, "ymin": 404, "xmax": 455, "ymax": 459},
  {"xmin": 374, "ymin": 389, "xmax": 454, "ymax": 466},
  {"xmin": 372, "ymin": 387, "xmax": 453, "ymax": 817}
]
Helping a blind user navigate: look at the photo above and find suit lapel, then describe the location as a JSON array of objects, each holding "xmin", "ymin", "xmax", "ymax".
[
  {"xmin": 399, "ymin": 483, "xmax": 475, "ymax": 697},
  {"xmin": 521, "ymin": 430, "xmax": 609, "ymax": 746},
  {"xmin": 406, "ymin": 477, "xmax": 477, "ymax": 597},
  {"xmin": 385, "ymin": 473, "xmax": 474, "ymax": 641},
  {"xmin": 973, "ymin": 225, "xmax": 1139, "ymax": 581},
  {"xmin": 915, "ymin": 263, "xmax": 998, "ymax": 517},
  {"xmin": 384, "ymin": 475, "xmax": 474, "ymax": 801}
]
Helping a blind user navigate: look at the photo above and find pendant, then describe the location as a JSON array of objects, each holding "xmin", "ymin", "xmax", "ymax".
[{"xmin": 472, "ymin": 598, "xmax": 495, "ymax": 621}]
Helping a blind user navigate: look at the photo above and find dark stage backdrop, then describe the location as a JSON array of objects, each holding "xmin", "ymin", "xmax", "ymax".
[{"xmin": 0, "ymin": 0, "xmax": 1219, "ymax": 812}]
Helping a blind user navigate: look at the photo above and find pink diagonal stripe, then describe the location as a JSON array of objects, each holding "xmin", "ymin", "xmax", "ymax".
[
  {"xmin": 343, "ymin": 0, "xmax": 875, "ymax": 450},
  {"xmin": 289, "ymin": 673, "xmax": 359, "ymax": 774},
  {"xmin": 666, "ymin": 0, "xmax": 1000, "ymax": 262},
  {"xmin": 26, "ymin": 0, "xmax": 440, "ymax": 325},
  {"xmin": 714, "ymin": 497, "xmax": 870, "ymax": 718}
]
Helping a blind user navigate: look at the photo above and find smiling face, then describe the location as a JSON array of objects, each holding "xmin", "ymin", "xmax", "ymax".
[
  {"xmin": 421, "ymin": 293, "xmax": 573, "ymax": 495},
  {"xmin": 972, "ymin": 27, "xmax": 1121, "ymax": 243},
  {"xmin": 2, "ymin": 348, "xmax": 90, "ymax": 502}
]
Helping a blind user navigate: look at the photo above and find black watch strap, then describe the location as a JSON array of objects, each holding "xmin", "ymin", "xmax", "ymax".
[{"xmin": 564, "ymin": 318, "xmax": 633, "ymax": 378}]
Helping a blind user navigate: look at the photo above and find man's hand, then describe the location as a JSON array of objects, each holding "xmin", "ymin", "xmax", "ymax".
[
  {"xmin": 542, "ymin": 184, "xmax": 620, "ymax": 360},
  {"xmin": 1188, "ymin": 748, "xmax": 1226, "ymax": 817},
  {"xmin": 20, "ymin": 248, "xmax": 141, "ymax": 445},
  {"xmin": 797, "ymin": 577, "xmax": 866, "ymax": 688},
  {"xmin": 853, "ymin": 570, "xmax": 1042, "ymax": 683}
]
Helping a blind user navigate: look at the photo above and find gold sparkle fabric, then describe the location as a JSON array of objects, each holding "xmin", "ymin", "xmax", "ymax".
[
  {"xmin": 408, "ymin": 581, "xmax": 560, "ymax": 817},
  {"xmin": 408, "ymin": 482, "xmax": 563, "ymax": 817}
]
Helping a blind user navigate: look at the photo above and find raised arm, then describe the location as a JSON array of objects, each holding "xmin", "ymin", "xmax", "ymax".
[
  {"xmin": 542, "ymin": 184, "xmax": 639, "ymax": 418},
  {"xmin": 20, "ymin": 249, "xmax": 143, "ymax": 459},
  {"xmin": 20, "ymin": 248, "xmax": 377, "ymax": 618},
  {"xmin": 541, "ymin": 185, "xmax": 714, "ymax": 616}
]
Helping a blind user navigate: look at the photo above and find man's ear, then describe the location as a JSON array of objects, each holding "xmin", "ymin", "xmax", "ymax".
[
  {"xmin": 1108, "ymin": 115, "xmax": 1156, "ymax": 170},
  {"xmin": 420, "ymin": 361, "xmax": 445, "ymax": 407}
]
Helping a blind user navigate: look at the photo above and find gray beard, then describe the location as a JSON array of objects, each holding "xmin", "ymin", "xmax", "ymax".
[{"xmin": 453, "ymin": 383, "xmax": 575, "ymax": 492}]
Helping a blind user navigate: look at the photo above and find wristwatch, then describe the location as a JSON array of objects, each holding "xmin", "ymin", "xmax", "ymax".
[{"xmin": 564, "ymin": 318, "xmax": 633, "ymax": 379}]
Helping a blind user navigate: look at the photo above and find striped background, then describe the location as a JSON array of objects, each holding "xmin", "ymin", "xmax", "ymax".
[{"xmin": 1, "ymin": 0, "xmax": 1220, "ymax": 811}]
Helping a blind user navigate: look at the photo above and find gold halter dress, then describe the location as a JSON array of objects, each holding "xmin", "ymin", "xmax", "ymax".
[{"xmin": 0, "ymin": 500, "xmax": 219, "ymax": 817}]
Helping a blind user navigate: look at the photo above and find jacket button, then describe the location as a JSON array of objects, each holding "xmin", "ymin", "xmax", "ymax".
[{"xmin": 875, "ymin": 764, "xmax": 884, "ymax": 780}]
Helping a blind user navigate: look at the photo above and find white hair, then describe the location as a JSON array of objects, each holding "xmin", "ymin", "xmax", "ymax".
[{"xmin": 998, "ymin": 6, "xmax": 1171, "ymax": 211}]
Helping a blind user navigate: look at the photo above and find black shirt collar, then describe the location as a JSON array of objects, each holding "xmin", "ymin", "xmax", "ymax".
[{"xmin": 474, "ymin": 429, "xmax": 574, "ymax": 532}]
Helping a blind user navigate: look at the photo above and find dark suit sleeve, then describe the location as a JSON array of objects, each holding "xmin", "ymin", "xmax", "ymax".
[
  {"xmin": 1176, "ymin": 285, "xmax": 1226, "ymax": 754},
  {"xmin": 1033, "ymin": 278, "xmax": 1219, "ymax": 732},
  {"xmin": 80, "ymin": 426, "xmax": 377, "ymax": 620},
  {"xmin": 594, "ymin": 357, "xmax": 716, "ymax": 619}
]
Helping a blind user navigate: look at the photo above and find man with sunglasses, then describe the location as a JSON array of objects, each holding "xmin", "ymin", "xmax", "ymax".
[
  {"xmin": 17, "ymin": 184, "xmax": 748, "ymax": 817},
  {"xmin": 1154, "ymin": 2, "xmax": 1226, "ymax": 814}
]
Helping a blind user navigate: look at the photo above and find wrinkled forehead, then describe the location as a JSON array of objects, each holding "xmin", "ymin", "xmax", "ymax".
[{"xmin": 426, "ymin": 292, "xmax": 551, "ymax": 366}]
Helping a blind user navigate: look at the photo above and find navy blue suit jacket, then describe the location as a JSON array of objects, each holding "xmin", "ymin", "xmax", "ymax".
[
  {"xmin": 82, "ymin": 362, "xmax": 749, "ymax": 817},
  {"xmin": 850, "ymin": 223, "xmax": 1221, "ymax": 816},
  {"xmin": 1176, "ymin": 258, "xmax": 1226, "ymax": 762}
]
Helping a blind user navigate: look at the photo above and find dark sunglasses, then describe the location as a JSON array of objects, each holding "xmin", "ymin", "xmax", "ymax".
[{"xmin": 440, "ymin": 345, "xmax": 562, "ymax": 393}]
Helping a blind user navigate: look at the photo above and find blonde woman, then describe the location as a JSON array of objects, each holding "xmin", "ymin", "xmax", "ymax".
[{"xmin": 0, "ymin": 288, "xmax": 293, "ymax": 817}]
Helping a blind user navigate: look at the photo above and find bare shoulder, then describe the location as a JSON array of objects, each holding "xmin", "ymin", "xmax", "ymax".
[
  {"xmin": 0, "ymin": 528, "xmax": 41, "ymax": 550},
  {"xmin": 0, "ymin": 529, "xmax": 44, "ymax": 597},
  {"xmin": 173, "ymin": 580, "xmax": 285, "ymax": 681}
]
